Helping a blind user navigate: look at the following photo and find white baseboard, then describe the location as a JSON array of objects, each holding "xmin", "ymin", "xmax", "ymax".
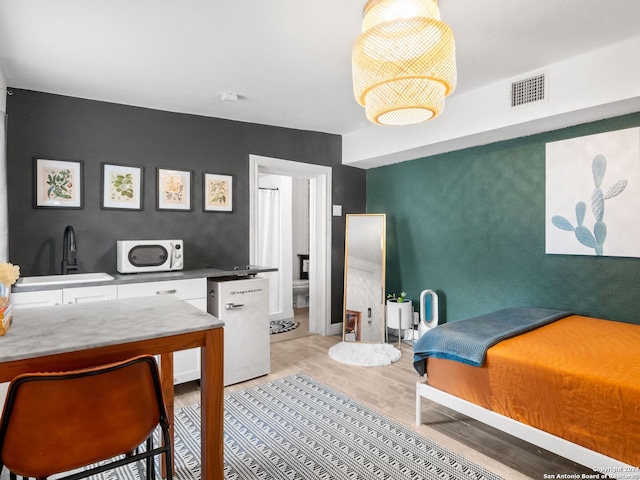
[{"xmin": 329, "ymin": 322, "xmax": 343, "ymax": 336}]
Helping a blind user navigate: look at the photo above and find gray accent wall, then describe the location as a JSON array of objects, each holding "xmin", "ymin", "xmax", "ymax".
[{"xmin": 6, "ymin": 89, "xmax": 366, "ymax": 324}]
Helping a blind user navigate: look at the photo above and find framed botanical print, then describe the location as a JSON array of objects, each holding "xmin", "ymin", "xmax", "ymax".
[
  {"xmin": 157, "ymin": 167, "xmax": 193, "ymax": 211},
  {"xmin": 203, "ymin": 173, "xmax": 232, "ymax": 212},
  {"xmin": 34, "ymin": 158, "xmax": 84, "ymax": 209},
  {"xmin": 101, "ymin": 163, "xmax": 144, "ymax": 211}
]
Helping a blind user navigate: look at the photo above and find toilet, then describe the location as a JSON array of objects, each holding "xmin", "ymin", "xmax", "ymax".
[{"xmin": 292, "ymin": 279, "xmax": 309, "ymax": 308}]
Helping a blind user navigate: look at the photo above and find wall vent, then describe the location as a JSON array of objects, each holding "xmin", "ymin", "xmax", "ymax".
[{"xmin": 511, "ymin": 73, "xmax": 547, "ymax": 108}]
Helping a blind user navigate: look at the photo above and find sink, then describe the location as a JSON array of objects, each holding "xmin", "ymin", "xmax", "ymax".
[{"xmin": 16, "ymin": 272, "xmax": 114, "ymax": 287}]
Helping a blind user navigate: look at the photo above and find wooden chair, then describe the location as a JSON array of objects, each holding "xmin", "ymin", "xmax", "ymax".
[{"xmin": 0, "ymin": 355, "xmax": 173, "ymax": 480}]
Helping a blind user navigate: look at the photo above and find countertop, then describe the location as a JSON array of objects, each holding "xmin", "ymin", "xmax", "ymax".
[
  {"xmin": 2, "ymin": 295, "xmax": 224, "ymax": 362},
  {"xmin": 11, "ymin": 266, "xmax": 278, "ymax": 293}
]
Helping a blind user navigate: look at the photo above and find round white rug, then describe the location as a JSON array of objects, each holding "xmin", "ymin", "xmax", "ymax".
[{"xmin": 328, "ymin": 342, "xmax": 402, "ymax": 367}]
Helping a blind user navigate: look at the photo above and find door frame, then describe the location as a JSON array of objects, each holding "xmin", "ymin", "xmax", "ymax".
[{"xmin": 249, "ymin": 154, "xmax": 332, "ymax": 336}]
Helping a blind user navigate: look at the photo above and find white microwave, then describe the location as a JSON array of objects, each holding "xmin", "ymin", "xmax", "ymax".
[{"xmin": 117, "ymin": 240, "xmax": 184, "ymax": 273}]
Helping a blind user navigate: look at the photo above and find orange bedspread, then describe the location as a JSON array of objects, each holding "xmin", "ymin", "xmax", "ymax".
[{"xmin": 426, "ymin": 315, "xmax": 640, "ymax": 466}]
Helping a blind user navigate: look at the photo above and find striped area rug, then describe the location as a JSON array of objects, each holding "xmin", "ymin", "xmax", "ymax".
[{"xmin": 94, "ymin": 374, "xmax": 504, "ymax": 480}]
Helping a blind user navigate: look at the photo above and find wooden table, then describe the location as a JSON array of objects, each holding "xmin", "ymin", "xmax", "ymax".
[{"xmin": 0, "ymin": 295, "xmax": 224, "ymax": 480}]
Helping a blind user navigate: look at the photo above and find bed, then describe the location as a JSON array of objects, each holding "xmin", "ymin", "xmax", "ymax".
[{"xmin": 413, "ymin": 307, "xmax": 640, "ymax": 478}]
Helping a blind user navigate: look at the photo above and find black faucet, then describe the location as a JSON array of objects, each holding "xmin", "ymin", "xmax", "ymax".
[{"xmin": 61, "ymin": 225, "xmax": 78, "ymax": 275}]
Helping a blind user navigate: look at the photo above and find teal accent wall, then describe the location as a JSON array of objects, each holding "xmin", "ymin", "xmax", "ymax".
[{"xmin": 368, "ymin": 113, "xmax": 640, "ymax": 325}]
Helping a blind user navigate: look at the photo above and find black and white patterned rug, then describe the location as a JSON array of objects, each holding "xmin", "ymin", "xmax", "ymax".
[
  {"xmin": 85, "ymin": 374, "xmax": 503, "ymax": 480},
  {"xmin": 270, "ymin": 319, "xmax": 300, "ymax": 335}
]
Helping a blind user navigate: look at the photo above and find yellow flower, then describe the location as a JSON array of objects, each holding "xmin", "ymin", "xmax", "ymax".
[{"xmin": 0, "ymin": 262, "xmax": 20, "ymax": 286}]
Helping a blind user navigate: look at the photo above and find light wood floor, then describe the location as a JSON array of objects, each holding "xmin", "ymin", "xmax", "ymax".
[{"xmin": 174, "ymin": 319, "xmax": 602, "ymax": 480}]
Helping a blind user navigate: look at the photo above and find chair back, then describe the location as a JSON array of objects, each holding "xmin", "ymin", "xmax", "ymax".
[{"xmin": 0, "ymin": 355, "xmax": 169, "ymax": 479}]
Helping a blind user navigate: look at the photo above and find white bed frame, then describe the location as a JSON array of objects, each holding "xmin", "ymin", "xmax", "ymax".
[
  {"xmin": 414, "ymin": 290, "xmax": 638, "ymax": 479},
  {"xmin": 416, "ymin": 379, "xmax": 638, "ymax": 479}
]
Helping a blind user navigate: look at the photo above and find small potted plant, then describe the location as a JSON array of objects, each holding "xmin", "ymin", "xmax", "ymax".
[
  {"xmin": 387, "ymin": 291, "xmax": 407, "ymax": 304},
  {"xmin": 386, "ymin": 291, "xmax": 413, "ymax": 340}
]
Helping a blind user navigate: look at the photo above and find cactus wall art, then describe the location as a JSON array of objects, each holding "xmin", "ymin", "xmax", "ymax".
[{"xmin": 545, "ymin": 127, "xmax": 640, "ymax": 257}]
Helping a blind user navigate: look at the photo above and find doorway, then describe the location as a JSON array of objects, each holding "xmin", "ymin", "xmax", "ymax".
[{"xmin": 249, "ymin": 155, "xmax": 332, "ymax": 336}]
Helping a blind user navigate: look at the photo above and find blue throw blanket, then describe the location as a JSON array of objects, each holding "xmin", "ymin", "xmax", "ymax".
[{"xmin": 413, "ymin": 307, "xmax": 571, "ymax": 375}]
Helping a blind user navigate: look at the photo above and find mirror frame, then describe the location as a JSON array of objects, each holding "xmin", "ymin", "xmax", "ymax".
[{"xmin": 342, "ymin": 214, "xmax": 386, "ymax": 343}]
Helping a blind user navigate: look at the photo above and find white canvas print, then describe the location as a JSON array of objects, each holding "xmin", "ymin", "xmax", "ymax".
[{"xmin": 546, "ymin": 127, "xmax": 640, "ymax": 257}]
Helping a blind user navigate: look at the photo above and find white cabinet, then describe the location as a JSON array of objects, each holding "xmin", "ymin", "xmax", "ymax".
[
  {"xmin": 12, "ymin": 289, "xmax": 63, "ymax": 309},
  {"xmin": 63, "ymin": 285, "xmax": 118, "ymax": 304},
  {"xmin": 118, "ymin": 278, "xmax": 207, "ymax": 384},
  {"xmin": 13, "ymin": 285, "xmax": 118, "ymax": 309},
  {"xmin": 116, "ymin": 278, "xmax": 206, "ymax": 301}
]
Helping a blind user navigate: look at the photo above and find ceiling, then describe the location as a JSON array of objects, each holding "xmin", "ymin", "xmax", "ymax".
[{"xmin": 1, "ymin": 0, "xmax": 640, "ymax": 137}]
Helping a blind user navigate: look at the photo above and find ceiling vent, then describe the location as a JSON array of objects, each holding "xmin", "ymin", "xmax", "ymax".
[{"xmin": 510, "ymin": 72, "xmax": 547, "ymax": 108}]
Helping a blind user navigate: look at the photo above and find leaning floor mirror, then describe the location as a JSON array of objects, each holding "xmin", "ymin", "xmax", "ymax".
[{"xmin": 343, "ymin": 214, "xmax": 386, "ymax": 343}]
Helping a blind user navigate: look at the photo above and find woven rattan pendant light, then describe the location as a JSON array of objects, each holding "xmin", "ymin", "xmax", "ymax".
[{"xmin": 352, "ymin": 0, "xmax": 457, "ymax": 126}]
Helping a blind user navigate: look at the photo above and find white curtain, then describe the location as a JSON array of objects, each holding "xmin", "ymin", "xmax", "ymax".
[
  {"xmin": 0, "ymin": 113, "xmax": 8, "ymax": 262},
  {"xmin": 258, "ymin": 188, "xmax": 280, "ymax": 315}
]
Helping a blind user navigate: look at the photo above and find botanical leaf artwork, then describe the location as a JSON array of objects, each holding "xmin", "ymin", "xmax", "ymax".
[
  {"xmin": 207, "ymin": 179, "xmax": 229, "ymax": 207},
  {"xmin": 108, "ymin": 172, "xmax": 135, "ymax": 202},
  {"xmin": 44, "ymin": 167, "xmax": 75, "ymax": 201},
  {"xmin": 163, "ymin": 174, "xmax": 185, "ymax": 204},
  {"xmin": 551, "ymin": 154, "xmax": 627, "ymax": 256},
  {"xmin": 202, "ymin": 174, "xmax": 232, "ymax": 211}
]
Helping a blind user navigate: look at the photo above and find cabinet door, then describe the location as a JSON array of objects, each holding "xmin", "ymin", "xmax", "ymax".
[
  {"xmin": 12, "ymin": 290, "xmax": 63, "ymax": 309},
  {"xmin": 63, "ymin": 285, "xmax": 118, "ymax": 304},
  {"xmin": 117, "ymin": 278, "xmax": 206, "ymax": 301},
  {"xmin": 117, "ymin": 280, "xmax": 207, "ymax": 385},
  {"xmin": 173, "ymin": 298, "xmax": 207, "ymax": 384}
]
